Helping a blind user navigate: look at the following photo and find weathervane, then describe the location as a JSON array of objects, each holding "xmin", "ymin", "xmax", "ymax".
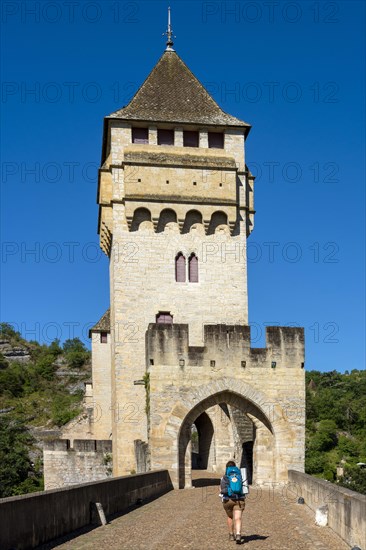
[{"xmin": 163, "ymin": 6, "xmax": 175, "ymax": 51}]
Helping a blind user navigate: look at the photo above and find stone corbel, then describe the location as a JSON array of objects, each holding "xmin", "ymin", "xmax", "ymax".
[
  {"xmin": 229, "ymin": 220, "xmax": 236, "ymax": 235},
  {"xmin": 203, "ymin": 220, "xmax": 210, "ymax": 234},
  {"xmin": 125, "ymin": 215, "xmax": 133, "ymax": 232},
  {"xmin": 152, "ymin": 216, "xmax": 159, "ymax": 232}
]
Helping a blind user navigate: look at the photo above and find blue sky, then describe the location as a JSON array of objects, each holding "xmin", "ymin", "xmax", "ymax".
[{"xmin": 1, "ymin": 0, "xmax": 365, "ymax": 372}]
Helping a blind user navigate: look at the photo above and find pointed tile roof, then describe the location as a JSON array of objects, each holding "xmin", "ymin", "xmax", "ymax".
[
  {"xmin": 89, "ymin": 309, "xmax": 110, "ymax": 337},
  {"xmin": 108, "ymin": 51, "xmax": 250, "ymax": 129}
]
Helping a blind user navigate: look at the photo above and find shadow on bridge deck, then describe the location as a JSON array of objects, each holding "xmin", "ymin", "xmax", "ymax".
[{"xmin": 191, "ymin": 469, "xmax": 221, "ymax": 488}]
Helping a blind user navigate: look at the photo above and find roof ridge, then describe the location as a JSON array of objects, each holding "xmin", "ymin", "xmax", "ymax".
[
  {"xmin": 108, "ymin": 51, "xmax": 167, "ymax": 117},
  {"xmin": 108, "ymin": 51, "xmax": 250, "ymax": 129},
  {"xmin": 168, "ymin": 52, "xmax": 244, "ymax": 125}
]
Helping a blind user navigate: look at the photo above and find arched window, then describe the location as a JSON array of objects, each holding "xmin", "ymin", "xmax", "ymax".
[
  {"xmin": 189, "ymin": 253, "xmax": 199, "ymax": 283},
  {"xmin": 175, "ymin": 253, "xmax": 186, "ymax": 282}
]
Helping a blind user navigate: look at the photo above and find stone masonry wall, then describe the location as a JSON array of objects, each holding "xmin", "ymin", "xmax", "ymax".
[
  {"xmin": 43, "ymin": 439, "xmax": 112, "ymax": 490},
  {"xmin": 110, "ymin": 226, "xmax": 249, "ymax": 476},
  {"xmin": 88, "ymin": 332, "xmax": 112, "ymax": 440}
]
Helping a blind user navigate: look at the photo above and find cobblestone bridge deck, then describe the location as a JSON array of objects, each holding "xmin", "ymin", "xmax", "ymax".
[{"xmin": 43, "ymin": 472, "xmax": 349, "ymax": 550}]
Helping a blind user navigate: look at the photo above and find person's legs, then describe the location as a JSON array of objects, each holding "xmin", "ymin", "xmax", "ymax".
[
  {"xmin": 233, "ymin": 500, "xmax": 245, "ymax": 543},
  {"xmin": 227, "ymin": 516, "xmax": 233, "ymax": 533},
  {"xmin": 223, "ymin": 500, "xmax": 235, "ymax": 539},
  {"xmin": 233, "ymin": 508, "xmax": 242, "ymax": 535}
]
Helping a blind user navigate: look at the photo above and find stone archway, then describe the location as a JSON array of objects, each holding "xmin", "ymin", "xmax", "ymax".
[
  {"xmin": 177, "ymin": 390, "xmax": 274, "ymax": 488},
  {"xmin": 147, "ymin": 324, "xmax": 305, "ymax": 491}
]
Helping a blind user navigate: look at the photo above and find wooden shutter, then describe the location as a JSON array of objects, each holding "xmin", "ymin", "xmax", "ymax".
[
  {"xmin": 132, "ymin": 128, "xmax": 148, "ymax": 144},
  {"xmin": 183, "ymin": 131, "xmax": 199, "ymax": 147},
  {"xmin": 208, "ymin": 132, "xmax": 224, "ymax": 149},
  {"xmin": 189, "ymin": 254, "xmax": 199, "ymax": 283},
  {"xmin": 158, "ymin": 129, "xmax": 174, "ymax": 145},
  {"xmin": 175, "ymin": 253, "xmax": 186, "ymax": 282}
]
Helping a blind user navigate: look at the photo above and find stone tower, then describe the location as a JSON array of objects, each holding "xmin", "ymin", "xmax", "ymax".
[
  {"xmin": 44, "ymin": 33, "xmax": 305, "ymax": 490},
  {"xmin": 97, "ymin": 44, "xmax": 256, "ymax": 476}
]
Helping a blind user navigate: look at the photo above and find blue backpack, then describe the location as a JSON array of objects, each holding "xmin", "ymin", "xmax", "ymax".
[{"xmin": 226, "ymin": 466, "xmax": 243, "ymax": 497}]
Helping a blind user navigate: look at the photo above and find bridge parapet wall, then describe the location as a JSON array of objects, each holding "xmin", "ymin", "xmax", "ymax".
[
  {"xmin": 0, "ymin": 470, "xmax": 172, "ymax": 550},
  {"xmin": 288, "ymin": 470, "xmax": 366, "ymax": 549}
]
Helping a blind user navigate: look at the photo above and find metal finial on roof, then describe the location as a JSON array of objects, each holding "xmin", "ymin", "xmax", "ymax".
[{"xmin": 163, "ymin": 6, "xmax": 175, "ymax": 51}]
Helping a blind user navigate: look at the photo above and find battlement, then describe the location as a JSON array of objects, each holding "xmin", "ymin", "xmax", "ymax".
[
  {"xmin": 147, "ymin": 324, "xmax": 304, "ymax": 369},
  {"xmin": 44, "ymin": 439, "xmax": 112, "ymax": 452}
]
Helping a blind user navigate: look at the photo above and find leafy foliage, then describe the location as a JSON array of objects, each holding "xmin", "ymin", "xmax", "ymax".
[
  {"xmin": 51, "ymin": 392, "xmax": 83, "ymax": 427},
  {"xmin": 62, "ymin": 338, "xmax": 89, "ymax": 369},
  {"xmin": 306, "ymin": 369, "xmax": 366, "ymax": 493},
  {"xmin": 339, "ymin": 465, "xmax": 366, "ymax": 494},
  {"xmin": 0, "ymin": 417, "xmax": 43, "ymax": 497},
  {"xmin": 0, "ymin": 329, "xmax": 91, "ymax": 497},
  {"xmin": 0, "ymin": 322, "xmax": 22, "ymax": 342}
]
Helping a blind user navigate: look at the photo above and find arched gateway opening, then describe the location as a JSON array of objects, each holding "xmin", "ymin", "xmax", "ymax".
[
  {"xmin": 178, "ymin": 391, "xmax": 274, "ymax": 489},
  {"xmin": 191, "ymin": 412, "xmax": 214, "ymax": 470}
]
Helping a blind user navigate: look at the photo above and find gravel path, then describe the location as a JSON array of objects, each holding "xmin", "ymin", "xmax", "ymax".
[{"xmin": 42, "ymin": 472, "xmax": 349, "ymax": 550}]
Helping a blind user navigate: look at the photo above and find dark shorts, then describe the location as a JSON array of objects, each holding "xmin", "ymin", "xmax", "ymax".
[{"xmin": 223, "ymin": 498, "xmax": 245, "ymax": 518}]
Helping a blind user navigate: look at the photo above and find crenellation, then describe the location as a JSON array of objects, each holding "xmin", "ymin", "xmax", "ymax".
[{"xmin": 147, "ymin": 324, "xmax": 304, "ymax": 371}]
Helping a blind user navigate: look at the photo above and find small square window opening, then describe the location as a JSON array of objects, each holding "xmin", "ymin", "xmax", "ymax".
[{"xmin": 132, "ymin": 128, "xmax": 149, "ymax": 144}]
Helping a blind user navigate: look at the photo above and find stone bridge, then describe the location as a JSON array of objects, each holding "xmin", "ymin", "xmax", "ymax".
[
  {"xmin": 41, "ymin": 473, "xmax": 353, "ymax": 550},
  {"xmin": 1, "ymin": 470, "xmax": 364, "ymax": 550}
]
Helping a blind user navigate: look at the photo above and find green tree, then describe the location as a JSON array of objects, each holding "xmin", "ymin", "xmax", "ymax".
[
  {"xmin": 0, "ymin": 417, "xmax": 42, "ymax": 497},
  {"xmin": 0, "ymin": 353, "xmax": 9, "ymax": 369},
  {"xmin": 305, "ymin": 451, "xmax": 326, "ymax": 475},
  {"xmin": 0, "ymin": 323, "xmax": 20, "ymax": 340},
  {"xmin": 63, "ymin": 338, "xmax": 89, "ymax": 369},
  {"xmin": 33, "ymin": 354, "xmax": 57, "ymax": 381},
  {"xmin": 48, "ymin": 339, "xmax": 62, "ymax": 356},
  {"xmin": 339, "ymin": 466, "xmax": 366, "ymax": 495},
  {"xmin": 337, "ymin": 435, "xmax": 359, "ymax": 460},
  {"xmin": 63, "ymin": 338, "xmax": 87, "ymax": 354},
  {"xmin": 0, "ymin": 362, "xmax": 26, "ymax": 397},
  {"xmin": 309, "ymin": 420, "xmax": 338, "ymax": 452},
  {"xmin": 305, "ymin": 370, "xmax": 366, "ymax": 493},
  {"xmin": 51, "ymin": 393, "xmax": 82, "ymax": 426},
  {"xmin": 66, "ymin": 350, "xmax": 88, "ymax": 369}
]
